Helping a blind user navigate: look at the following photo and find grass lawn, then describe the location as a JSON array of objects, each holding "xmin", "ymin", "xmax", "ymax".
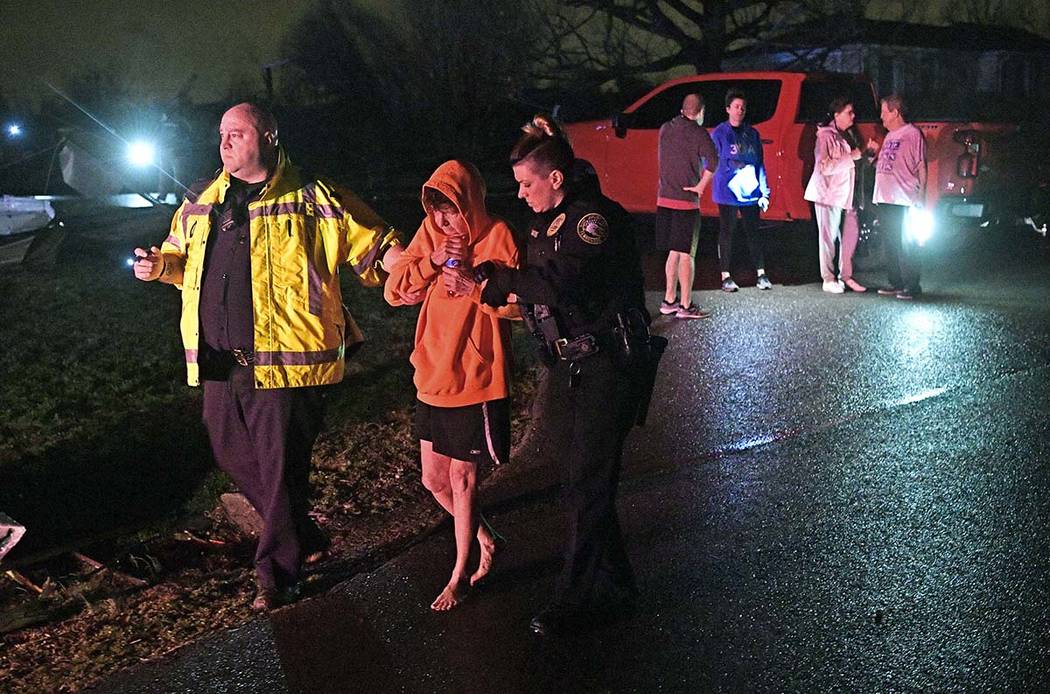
[{"xmin": 0, "ymin": 199, "xmax": 539, "ymax": 692}]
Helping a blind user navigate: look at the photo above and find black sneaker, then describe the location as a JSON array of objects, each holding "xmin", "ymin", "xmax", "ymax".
[
  {"xmin": 877, "ymin": 287, "xmax": 902, "ymax": 296},
  {"xmin": 721, "ymin": 277, "xmax": 739, "ymax": 292},
  {"xmin": 659, "ymin": 299, "xmax": 681, "ymax": 315},
  {"xmin": 530, "ymin": 604, "xmax": 588, "ymax": 636},
  {"xmin": 756, "ymin": 274, "xmax": 773, "ymax": 290}
]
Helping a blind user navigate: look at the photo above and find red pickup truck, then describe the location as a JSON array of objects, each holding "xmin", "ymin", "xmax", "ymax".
[{"xmin": 563, "ymin": 71, "xmax": 1043, "ymax": 231}]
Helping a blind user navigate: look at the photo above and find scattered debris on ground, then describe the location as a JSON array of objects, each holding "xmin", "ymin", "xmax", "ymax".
[{"xmin": 0, "ymin": 377, "xmax": 537, "ymax": 693}]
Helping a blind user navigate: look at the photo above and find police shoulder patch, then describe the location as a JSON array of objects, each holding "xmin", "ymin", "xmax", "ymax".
[
  {"xmin": 546, "ymin": 212, "xmax": 567, "ymax": 237},
  {"xmin": 576, "ymin": 212, "xmax": 609, "ymax": 245}
]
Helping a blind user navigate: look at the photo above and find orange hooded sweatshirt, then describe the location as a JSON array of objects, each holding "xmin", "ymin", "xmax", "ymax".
[{"xmin": 384, "ymin": 160, "xmax": 519, "ymax": 408}]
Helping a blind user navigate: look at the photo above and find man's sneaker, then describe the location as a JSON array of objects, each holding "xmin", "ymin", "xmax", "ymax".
[
  {"xmin": 675, "ymin": 304, "xmax": 711, "ymax": 320},
  {"xmin": 756, "ymin": 274, "xmax": 773, "ymax": 290},
  {"xmin": 843, "ymin": 278, "xmax": 866, "ymax": 292},
  {"xmin": 896, "ymin": 288, "xmax": 921, "ymax": 300},
  {"xmin": 822, "ymin": 280, "xmax": 844, "ymax": 293},
  {"xmin": 659, "ymin": 299, "xmax": 681, "ymax": 315},
  {"xmin": 721, "ymin": 277, "xmax": 739, "ymax": 292},
  {"xmin": 877, "ymin": 287, "xmax": 902, "ymax": 296}
]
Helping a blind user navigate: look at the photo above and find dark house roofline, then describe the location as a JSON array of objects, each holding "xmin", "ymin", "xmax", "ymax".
[{"xmin": 765, "ymin": 17, "xmax": 1050, "ymax": 53}]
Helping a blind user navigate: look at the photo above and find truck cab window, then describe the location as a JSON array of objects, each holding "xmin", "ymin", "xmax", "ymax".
[
  {"xmin": 628, "ymin": 80, "xmax": 783, "ymax": 129},
  {"xmin": 629, "ymin": 84, "xmax": 708, "ymax": 129},
  {"xmin": 797, "ymin": 78, "xmax": 879, "ymax": 123}
]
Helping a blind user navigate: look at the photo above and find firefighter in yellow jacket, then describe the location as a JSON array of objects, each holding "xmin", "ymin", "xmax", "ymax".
[{"xmin": 133, "ymin": 103, "xmax": 403, "ymax": 610}]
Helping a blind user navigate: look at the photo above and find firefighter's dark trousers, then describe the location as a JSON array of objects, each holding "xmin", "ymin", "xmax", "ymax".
[{"xmin": 203, "ymin": 367, "xmax": 327, "ymax": 592}]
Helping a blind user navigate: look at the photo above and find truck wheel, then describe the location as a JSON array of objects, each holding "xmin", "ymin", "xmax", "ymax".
[{"xmin": 933, "ymin": 220, "xmax": 970, "ymax": 253}]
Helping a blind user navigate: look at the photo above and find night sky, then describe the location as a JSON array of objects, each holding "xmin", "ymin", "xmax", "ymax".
[
  {"xmin": 0, "ymin": 1, "xmax": 315, "ymax": 106},
  {"xmin": 1, "ymin": 1, "xmax": 1046, "ymax": 109}
]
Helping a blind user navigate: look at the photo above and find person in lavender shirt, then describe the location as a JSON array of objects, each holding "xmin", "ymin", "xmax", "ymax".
[{"xmin": 872, "ymin": 93, "xmax": 927, "ymax": 300}]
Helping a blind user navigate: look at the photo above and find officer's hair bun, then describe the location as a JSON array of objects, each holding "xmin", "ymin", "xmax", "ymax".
[
  {"xmin": 511, "ymin": 113, "xmax": 574, "ymax": 175},
  {"xmin": 523, "ymin": 114, "xmax": 558, "ymax": 139}
]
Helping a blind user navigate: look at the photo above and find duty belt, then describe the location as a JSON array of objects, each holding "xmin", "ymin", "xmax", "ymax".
[
  {"xmin": 551, "ymin": 310, "xmax": 648, "ymax": 362},
  {"xmin": 553, "ymin": 334, "xmax": 600, "ymax": 361},
  {"xmin": 230, "ymin": 348, "xmax": 254, "ymax": 367}
]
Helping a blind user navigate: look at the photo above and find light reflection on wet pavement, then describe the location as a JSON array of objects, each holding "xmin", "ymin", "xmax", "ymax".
[{"xmin": 93, "ymin": 228, "xmax": 1050, "ymax": 693}]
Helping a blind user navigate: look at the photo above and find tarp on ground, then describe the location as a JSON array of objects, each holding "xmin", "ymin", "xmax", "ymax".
[
  {"xmin": 59, "ymin": 140, "xmax": 125, "ymax": 198},
  {"xmin": 0, "ymin": 196, "xmax": 55, "ymax": 236}
]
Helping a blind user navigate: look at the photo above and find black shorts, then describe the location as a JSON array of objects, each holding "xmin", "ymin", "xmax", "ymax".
[
  {"xmin": 655, "ymin": 207, "xmax": 700, "ymax": 255},
  {"xmin": 415, "ymin": 399, "xmax": 511, "ymax": 466}
]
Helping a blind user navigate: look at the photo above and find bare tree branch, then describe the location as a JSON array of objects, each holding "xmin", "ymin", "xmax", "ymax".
[{"xmin": 536, "ymin": 0, "xmax": 889, "ymax": 87}]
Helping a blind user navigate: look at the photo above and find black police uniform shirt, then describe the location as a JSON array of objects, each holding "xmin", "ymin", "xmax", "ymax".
[
  {"xmin": 507, "ymin": 189, "xmax": 647, "ymax": 339},
  {"xmin": 198, "ymin": 176, "xmax": 265, "ymax": 355}
]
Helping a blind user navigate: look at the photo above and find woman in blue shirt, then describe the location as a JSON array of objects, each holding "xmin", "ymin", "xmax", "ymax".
[{"xmin": 710, "ymin": 89, "xmax": 772, "ymax": 291}]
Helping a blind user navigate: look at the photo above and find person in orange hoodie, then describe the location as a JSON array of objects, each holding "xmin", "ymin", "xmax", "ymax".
[{"xmin": 384, "ymin": 160, "xmax": 519, "ymax": 610}]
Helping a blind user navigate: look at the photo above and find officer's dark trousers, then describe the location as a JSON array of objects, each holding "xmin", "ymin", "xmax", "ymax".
[
  {"xmin": 543, "ymin": 353, "xmax": 640, "ymax": 607},
  {"xmin": 203, "ymin": 367, "xmax": 326, "ymax": 592},
  {"xmin": 878, "ymin": 203, "xmax": 921, "ymax": 292}
]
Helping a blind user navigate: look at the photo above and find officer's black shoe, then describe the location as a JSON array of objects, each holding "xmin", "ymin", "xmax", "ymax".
[
  {"xmin": 530, "ymin": 604, "xmax": 587, "ymax": 636},
  {"xmin": 530, "ymin": 598, "xmax": 637, "ymax": 636}
]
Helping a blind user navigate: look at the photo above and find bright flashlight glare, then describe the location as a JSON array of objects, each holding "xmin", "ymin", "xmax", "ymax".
[
  {"xmin": 6, "ymin": 123, "xmax": 22, "ymax": 137},
  {"xmin": 904, "ymin": 309, "xmax": 937, "ymax": 334},
  {"xmin": 127, "ymin": 140, "xmax": 156, "ymax": 167},
  {"xmin": 904, "ymin": 207, "xmax": 934, "ymax": 246}
]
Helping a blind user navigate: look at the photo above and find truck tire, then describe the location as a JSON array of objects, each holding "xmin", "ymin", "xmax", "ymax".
[{"xmin": 932, "ymin": 219, "xmax": 970, "ymax": 253}]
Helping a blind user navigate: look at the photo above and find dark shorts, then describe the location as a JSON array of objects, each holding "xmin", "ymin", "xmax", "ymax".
[
  {"xmin": 655, "ymin": 207, "xmax": 700, "ymax": 255},
  {"xmin": 415, "ymin": 398, "xmax": 511, "ymax": 466}
]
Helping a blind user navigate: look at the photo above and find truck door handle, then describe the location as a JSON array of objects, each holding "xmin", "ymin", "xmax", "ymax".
[{"xmin": 761, "ymin": 138, "xmax": 773, "ymax": 144}]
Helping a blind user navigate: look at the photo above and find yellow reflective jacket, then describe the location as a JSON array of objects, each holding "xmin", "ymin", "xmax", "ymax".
[{"xmin": 160, "ymin": 150, "xmax": 400, "ymax": 388}]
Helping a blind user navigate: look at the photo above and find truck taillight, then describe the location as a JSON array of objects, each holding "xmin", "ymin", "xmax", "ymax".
[
  {"xmin": 957, "ymin": 152, "xmax": 978, "ymax": 178},
  {"xmin": 953, "ymin": 129, "xmax": 980, "ymax": 179}
]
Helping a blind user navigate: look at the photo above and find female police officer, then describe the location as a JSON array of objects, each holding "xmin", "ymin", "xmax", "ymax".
[{"xmin": 480, "ymin": 115, "xmax": 652, "ymax": 636}]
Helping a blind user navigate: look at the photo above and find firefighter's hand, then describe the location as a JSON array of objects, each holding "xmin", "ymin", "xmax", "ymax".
[
  {"xmin": 132, "ymin": 246, "xmax": 164, "ymax": 281},
  {"xmin": 757, "ymin": 197, "xmax": 769, "ymax": 213},
  {"xmin": 381, "ymin": 243, "xmax": 404, "ymax": 271}
]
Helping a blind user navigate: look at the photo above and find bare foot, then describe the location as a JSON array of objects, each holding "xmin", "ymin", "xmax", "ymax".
[
  {"xmin": 430, "ymin": 578, "xmax": 469, "ymax": 611},
  {"xmin": 470, "ymin": 535, "xmax": 498, "ymax": 586}
]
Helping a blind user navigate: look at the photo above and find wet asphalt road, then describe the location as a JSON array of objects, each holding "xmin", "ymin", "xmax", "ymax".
[{"xmin": 92, "ymin": 224, "xmax": 1050, "ymax": 693}]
